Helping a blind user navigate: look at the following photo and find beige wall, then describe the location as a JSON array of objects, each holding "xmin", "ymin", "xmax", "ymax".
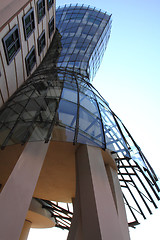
[{"xmin": 0, "ymin": 0, "xmax": 56, "ymax": 107}]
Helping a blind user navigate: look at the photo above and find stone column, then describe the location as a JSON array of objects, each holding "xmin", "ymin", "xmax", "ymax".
[{"xmin": 0, "ymin": 141, "xmax": 49, "ymax": 240}]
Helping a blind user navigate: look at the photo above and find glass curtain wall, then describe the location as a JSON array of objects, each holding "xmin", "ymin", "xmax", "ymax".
[{"xmin": 0, "ymin": 5, "xmax": 159, "ymax": 226}]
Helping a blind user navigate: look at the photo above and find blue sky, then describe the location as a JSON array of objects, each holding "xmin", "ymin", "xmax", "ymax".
[{"xmin": 28, "ymin": 0, "xmax": 160, "ymax": 239}]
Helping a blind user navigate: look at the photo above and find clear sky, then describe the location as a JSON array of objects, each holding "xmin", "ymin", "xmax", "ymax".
[{"xmin": 28, "ymin": 0, "xmax": 160, "ymax": 239}]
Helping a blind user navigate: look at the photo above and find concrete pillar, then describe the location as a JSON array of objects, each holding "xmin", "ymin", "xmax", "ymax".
[
  {"xmin": 67, "ymin": 178, "xmax": 82, "ymax": 240},
  {"xmin": 106, "ymin": 165, "xmax": 130, "ymax": 240},
  {"xmin": 19, "ymin": 220, "xmax": 32, "ymax": 240},
  {"xmin": 0, "ymin": 141, "xmax": 49, "ymax": 240},
  {"xmin": 68, "ymin": 144, "xmax": 130, "ymax": 240}
]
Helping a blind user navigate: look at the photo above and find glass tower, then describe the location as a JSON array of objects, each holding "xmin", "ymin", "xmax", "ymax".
[{"xmin": 0, "ymin": 5, "xmax": 159, "ymax": 228}]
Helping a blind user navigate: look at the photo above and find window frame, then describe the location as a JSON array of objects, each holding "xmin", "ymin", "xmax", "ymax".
[
  {"xmin": 38, "ymin": 30, "xmax": 46, "ymax": 55},
  {"xmin": 37, "ymin": 0, "xmax": 45, "ymax": 23},
  {"xmin": 47, "ymin": 0, "xmax": 54, "ymax": 10},
  {"xmin": 23, "ymin": 8, "xmax": 35, "ymax": 40},
  {"xmin": 48, "ymin": 16, "xmax": 54, "ymax": 38},
  {"xmin": 2, "ymin": 25, "xmax": 21, "ymax": 65},
  {"xmin": 25, "ymin": 46, "xmax": 36, "ymax": 76}
]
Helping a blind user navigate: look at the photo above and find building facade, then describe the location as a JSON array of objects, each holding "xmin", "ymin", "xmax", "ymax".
[
  {"xmin": 0, "ymin": 3, "xmax": 159, "ymax": 240},
  {"xmin": 0, "ymin": 0, "xmax": 56, "ymax": 107}
]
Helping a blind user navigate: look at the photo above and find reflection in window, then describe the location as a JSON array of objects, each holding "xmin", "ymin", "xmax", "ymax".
[
  {"xmin": 79, "ymin": 107, "xmax": 103, "ymax": 143},
  {"xmin": 61, "ymin": 88, "xmax": 77, "ymax": 103},
  {"xmin": 47, "ymin": 0, "xmax": 54, "ymax": 10},
  {"xmin": 25, "ymin": 47, "xmax": 36, "ymax": 76},
  {"xmin": 58, "ymin": 100, "xmax": 77, "ymax": 128},
  {"xmin": 37, "ymin": 0, "xmax": 45, "ymax": 23},
  {"xmin": 2, "ymin": 25, "xmax": 21, "ymax": 65},
  {"xmin": 38, "ymin": 31, "xmax": 46, "ymax": 55},
  {"xmin": 79, "ymin": 93, "xmax": 99, "ymax": 116},
  {"xmin": 23, "ymin": 8, "xmax": 35, "ymax": 40},
  {"xmin": 48, "ymin": 16, "xmax": 54, "ymax": 37}
]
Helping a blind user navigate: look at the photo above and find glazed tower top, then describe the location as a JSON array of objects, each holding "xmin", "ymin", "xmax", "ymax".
[{"xmin": 56, "ymin": 5, "xmax": 111, "ymax": 81}]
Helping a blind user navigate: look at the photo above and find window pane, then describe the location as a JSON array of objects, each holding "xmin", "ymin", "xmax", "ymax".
[
  {"xmin": 79, "ymin": 92, "xmax": 99, "ymax": 116},
  {"xmin": 23, "ymin": 9, "xmax": 35, "ymax": 39},
  {"xmin": 79, "ymin": 106, "xmax": 103, "ymax": 142},
  {"xmin": 61, "ymin": 88, "xmax": 77, "ymax": 103},
  {"xmin": 58, "ymin": 100, "xmax": 77, "ymax": 128},
  {"xmin": 6, "ymin": 35, "xmax": 14, "ymax": 48},
  {"xmin": 2, "ymin": 25, "xmax": 21, "ymax": 64},
  {"xmin": 37, "ymin": 0, "xmax": 45, "ymax": 23},
  {"xmin": 77, "ymin": 130, "xmax": 104, "ymax": 148},
  {"xmin": 52, "ymin": 125, "xmax": 74, "ymax": 142},
  {"xmin": 25, "ymin": 47, "xmax": 36, "ymax": 76}
]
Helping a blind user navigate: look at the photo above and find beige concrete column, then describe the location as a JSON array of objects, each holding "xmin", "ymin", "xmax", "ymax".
[
  {"xmin": 67, "ymin": 176, "xmax": 82, "ymax": 240},
  {"xmin": 73, "ymin": 144, "xmax": 127, "ymax": 240},
  {"xmin": 0, "ymin": 141, "xmax": 49, "ymax": 240},
  {"xmin": 19, "ymin": 220, "xmax": 32, "ymax": 240},
  {"xmin": 106, "ymin": 165, "xmax": 130, "ymax": 240}
]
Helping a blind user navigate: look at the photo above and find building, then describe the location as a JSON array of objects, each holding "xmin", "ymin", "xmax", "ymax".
[
  {"xmin": 0, "ymin": 3, "xmax": 159, "ymax": 240},
  {"xmin": 0, "ymin": 0, "xmax": 56, "ymax": 107}
]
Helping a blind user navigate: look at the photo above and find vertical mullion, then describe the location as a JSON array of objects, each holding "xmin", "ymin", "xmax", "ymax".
[
  {"xmin": 94, "ymin": 93, "xmax": 106, "ymax": 150},
  {"xmin": 87, "ymin": 81, "xmax": 106, "ymax": 149},
  {"xmin": 73, "ymin": 75, "xmax": 79, "ymax": 144},
  {"xmin": 45, "ymin": 77, "xmax": 64, "ymax": 143}
]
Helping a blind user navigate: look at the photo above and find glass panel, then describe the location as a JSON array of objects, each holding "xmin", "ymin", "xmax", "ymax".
[
  {"xmin": 79, "ymin": 92, "xmax": 99, "ymax": 116},
  {"xmin": 79, "ymin": 107, "xmax": 103, "ymax": 142},
  {"xmin": 6, "ymin": 35, "xmax": 14, "ymax": 48},
  {"xmin": 26, "ymin": 25, "xmax": 32, "ymax": 35},
  {"xmin": 52, "ymin": 125, "xmax": 74, "ymax": 142},
  {"xmin": 8, "ymin": 45, "xmax": 16, "ymax": 59},
  {"xmin": 0, "ymin": 122, "xmax": 16, "ymax": 145},
  {"xmin": 63, "ymin": 81, "xmax": 77, "ymax": 91},
  {"xmin": 77, "ymin": 130, "xmax": 104, "ymax": 148},
  {"xmin": 61, "ymin": 88, "xmax": 77, "ymax": 103},
  {"xmin": 0, "ymin": 107, "xmax": 19, "ymax": 122},
  {"xmin": 25, "ymin": 15, "xmax": 30, "ymax": 25},
  {"xmin": 48, "ymin": 0, "xmax": 53, "ymax": 9},
  {"xmin": 9, "ymin": 121, "xmax": 32, "ymax": 143},
  {"xmin": 58, "ymin": 100, "xmax": 77, "ymax": 128},
  {"xmin": 29, "ymin": 123, "xmax": 49, "ymax": 142}
]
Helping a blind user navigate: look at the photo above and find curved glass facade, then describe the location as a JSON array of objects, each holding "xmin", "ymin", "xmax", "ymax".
[
  {"xmin": 56, "ymin": 5, "xmax": 111, "ymax": 81},
  {"xmin": 0, "ymin": 5, "xmax": 159, "ymax": 226}
]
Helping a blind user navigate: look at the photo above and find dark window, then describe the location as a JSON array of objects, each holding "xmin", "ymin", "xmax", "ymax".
[
  {"xmin": 48, "ymin": 16, "xmax": 54, "ymax": 38},
  {"xmin": 47, "ymin": 0, "xmax": 54, "ymax": 10},
  {"xmin": 37, "ymin": 0, "xmax": 45, "ymax": 23},
  {"xmin": 23, "ymin": 8, "xmax": 35, "ymax": 40},
  {"xmin": 38, "ymin": 31, "xmax": 46, "ymax": 55},
  {"xmin": 2, "ymin": 25, "xmax": 21, "ymax": 65},
  {"xmin": 25, "ymin": 47, "xmax": 36, "ymax": 76}
]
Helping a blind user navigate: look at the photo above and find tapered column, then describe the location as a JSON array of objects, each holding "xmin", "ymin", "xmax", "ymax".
[
  {"xmin": 19, "ymin": 220, "xmax": 32, "ymax": 240},
  {"xmin": 106, "ymin": 166, "xmax": 130, "ymax": 240},
  {"xmin": 67, "ymin": 173, "xmax": 82, "ymax": 240},
  {"xmin": 69, "ymin": 144, "xmax": 129, "ymax": 240},
  {"xmin": 0, "ymin": 141, "xmax": 49, "ymax": 240}
]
